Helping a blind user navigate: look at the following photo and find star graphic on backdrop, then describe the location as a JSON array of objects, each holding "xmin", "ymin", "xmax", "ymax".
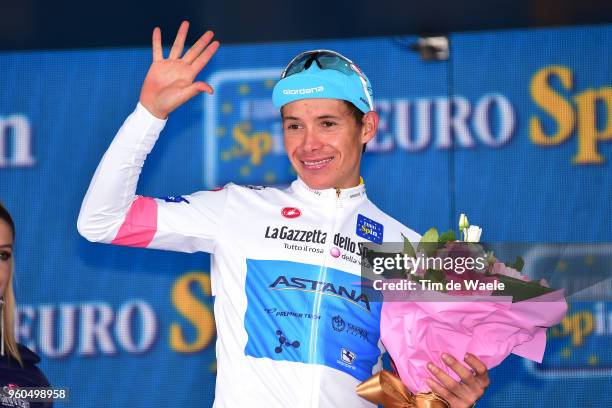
[
  {"xmin": 239, "ymin": 84, "xmax": 250, "ymax": 95},
  {"xmin": 264, "ymin": 171, "xmax": 276, "ymax": 183},
  {"xmin": 240, "ymin": 122, "xmax": 252, "ymax": 132}
]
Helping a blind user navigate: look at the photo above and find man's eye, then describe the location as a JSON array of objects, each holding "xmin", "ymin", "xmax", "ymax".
[
  {"xmin": 286, "ymin": 123, "xmax": 301, "ymax": 130},
  {"xmin": 0, "ymin": 251, "xmax": 11, "ymax": 261},
  {"xmin": 322, "ymin": 121, "xmax": 336, "ymax": 127}
]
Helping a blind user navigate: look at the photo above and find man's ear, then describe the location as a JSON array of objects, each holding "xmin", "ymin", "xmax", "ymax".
[{"xmin": 360, "ymin": 111, "xmax": 379, "ymax": 144}]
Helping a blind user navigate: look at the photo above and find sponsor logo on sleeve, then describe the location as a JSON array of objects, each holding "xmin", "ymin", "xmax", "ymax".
[{"xmin": 160, "ymin": 196, "xmax": 190, "ymax": 204}]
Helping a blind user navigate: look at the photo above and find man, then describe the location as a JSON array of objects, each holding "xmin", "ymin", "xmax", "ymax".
[{"xmin": 77, "ymin": 21, "xmax": 488, "ymax": 407}]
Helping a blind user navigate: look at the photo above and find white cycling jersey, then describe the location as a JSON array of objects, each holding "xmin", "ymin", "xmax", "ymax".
[{"xmin": 77, "ymin": 103, "xmax": 420, "ymax": 408}]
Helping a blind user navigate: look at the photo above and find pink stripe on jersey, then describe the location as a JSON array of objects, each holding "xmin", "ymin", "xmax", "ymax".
[{"xmin": 111, "ymin": 196, "xmax": 158, "ymax": 247}]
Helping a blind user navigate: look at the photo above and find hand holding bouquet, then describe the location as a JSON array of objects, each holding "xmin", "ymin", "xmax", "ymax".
[{"xmin": 357, "ymin": 215, "xmax": 568, "ymax": 407}]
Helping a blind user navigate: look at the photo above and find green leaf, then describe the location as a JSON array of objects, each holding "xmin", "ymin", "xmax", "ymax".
[
  {"xmin": 401, "ymin": 233, "xmax": 417, "ymax": 259},
  {"xmin": 418, "ymin": 228, "xmax": 439, "ymax": 257},
  {"xmin": 492, "ymin": 274, "xmax": 554, "ymax": 302},
  {"xmin": 438, "ymin": 230, "xmax": 456, "ymax": 244},
  {"xmin": 509, "ymin": 256, "xmax": 525, "ymax": 272},
  {"xmin": 423, "ymin": 268, "xmax": 447, "ymax": 291}
]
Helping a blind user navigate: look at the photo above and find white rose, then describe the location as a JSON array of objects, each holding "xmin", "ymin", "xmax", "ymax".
[{"xmin": 465, "ymin": 225, "xmax": 482, "ymax": 242}]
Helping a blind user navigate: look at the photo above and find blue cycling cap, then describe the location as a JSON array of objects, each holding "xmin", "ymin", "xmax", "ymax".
[{"xmin": 272, "ymin": 58, "xmax": 374, "ymax": 113}]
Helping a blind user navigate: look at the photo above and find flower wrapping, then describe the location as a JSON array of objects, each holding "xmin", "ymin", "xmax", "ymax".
[{"xmin": 380, "ymin": 288, "xmax": 567, "ymax": 394}]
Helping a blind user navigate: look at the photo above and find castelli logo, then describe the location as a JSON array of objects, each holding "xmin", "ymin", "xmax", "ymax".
[{"xmin": 281, "ymin": 207, "xmax": 301, "ymax": 219}]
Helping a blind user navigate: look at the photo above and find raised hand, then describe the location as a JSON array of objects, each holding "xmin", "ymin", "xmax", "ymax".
[{"xmin": 139, "ymin": 21, "xmax": 220, "ymax": 119}]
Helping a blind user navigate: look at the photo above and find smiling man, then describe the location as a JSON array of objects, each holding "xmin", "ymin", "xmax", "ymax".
[
  {"xmin": 77, "ymin": 22, "xmax": 488, "ymax": 408},
  {"xmin": 274, "ymin": 55, "xmax": 377, "ymax": 191},
  {"xmin": 281, "ymin": 97, "xmax": 371, "ymax": 189}
]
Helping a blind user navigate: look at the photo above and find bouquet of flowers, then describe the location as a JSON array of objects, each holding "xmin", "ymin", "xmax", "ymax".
[{"xmin": 357, "ymin": 215, "xmax": 568, "ymax": 407}]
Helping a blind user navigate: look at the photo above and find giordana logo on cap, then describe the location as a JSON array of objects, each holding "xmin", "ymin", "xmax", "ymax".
[
  {"xmin": 281, "ymin": 207, "xmax": 302, "ymax": 218},
  {"xmin": 282, "ymin": 86, "xmax": 324, "ymax": 95}
]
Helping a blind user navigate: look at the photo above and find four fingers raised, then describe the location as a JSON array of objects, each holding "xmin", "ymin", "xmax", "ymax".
[
  {"xmin": 151, "ymin": 23, "xmax": 219, "ymax": 74},
  {"xmin": 148, "ymin": 22, "xmax": 219, "ymax": 103}
]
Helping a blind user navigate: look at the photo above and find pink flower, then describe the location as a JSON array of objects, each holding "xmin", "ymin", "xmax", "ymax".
[
  {"xmin": 412, "ymin": 263, "xmax": 427, "ymax": 278},
  {"xmin": 437, "ymin": 241, "xmax": 484, "ymax": 276},
  {"xmin": 492, "ymin": 262, "xmax": 529, "ymax": 281}
]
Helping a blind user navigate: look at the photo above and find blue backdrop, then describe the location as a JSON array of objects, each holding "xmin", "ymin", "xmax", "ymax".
[{"xmin": 0, "ymin": 24, "xmax": 610, "ymax": 407}]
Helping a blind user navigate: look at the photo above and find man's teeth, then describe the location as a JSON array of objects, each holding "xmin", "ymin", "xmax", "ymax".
[{"xmin": 303, "ymin": 158, "xmax": 333, "ymax": 166}]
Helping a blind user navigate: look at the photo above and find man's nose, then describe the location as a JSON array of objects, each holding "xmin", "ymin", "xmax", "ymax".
[{"xmin": 300, "ymin": 127, "xmax": 324, "ymax": 152}]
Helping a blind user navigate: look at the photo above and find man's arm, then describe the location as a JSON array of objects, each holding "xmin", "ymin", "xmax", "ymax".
[{"xmin": 77, "ymin": 22, "xmax": 225, "ymax": 253}]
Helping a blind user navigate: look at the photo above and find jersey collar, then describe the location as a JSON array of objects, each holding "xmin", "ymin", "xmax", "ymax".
[{"xmin": 291, "ymin": 177, "xmax": 367, "ymax": 202}]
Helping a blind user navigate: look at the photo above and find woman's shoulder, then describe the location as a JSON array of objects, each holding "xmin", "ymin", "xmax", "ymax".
[{"xmin": 0, "ymin": 344, "xmax": 50, "ymax": 387}]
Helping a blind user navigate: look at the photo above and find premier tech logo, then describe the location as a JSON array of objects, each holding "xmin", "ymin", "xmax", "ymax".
[{"xmin": 269, "ymin": 275, "xmax": 371, "ymax": 312}]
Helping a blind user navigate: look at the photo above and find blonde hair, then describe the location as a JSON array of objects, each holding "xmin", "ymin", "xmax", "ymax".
[
  {"xmin": 0, "ymin": 202, "xmax": 22, "ymax": 366},
  {"xmin": 3, "ymin": 255, "xmax": 22, "ymax": 365}
]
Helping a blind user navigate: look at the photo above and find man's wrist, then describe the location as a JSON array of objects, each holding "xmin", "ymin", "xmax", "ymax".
[
  {"xmin": 138, "ymin": 99, "xmax": 168, "ymax": 120},
  {"xmin": 136, "ymin": 102, "xmax": 168, "ymax": 123}
]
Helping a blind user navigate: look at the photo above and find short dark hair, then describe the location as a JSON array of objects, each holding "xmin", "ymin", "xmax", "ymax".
[
  {"xmin": 342, "ymin": 101, "xmax": 368, "ymax": 154},
  {"xmin": 342, "ymin": 100, "xmax": 365, "ymax": 126}
]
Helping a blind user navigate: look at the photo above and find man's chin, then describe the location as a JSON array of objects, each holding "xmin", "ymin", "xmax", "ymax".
[{"xmin": 298, "ymin": 175, "xmax": 334, "ymax": 190}]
